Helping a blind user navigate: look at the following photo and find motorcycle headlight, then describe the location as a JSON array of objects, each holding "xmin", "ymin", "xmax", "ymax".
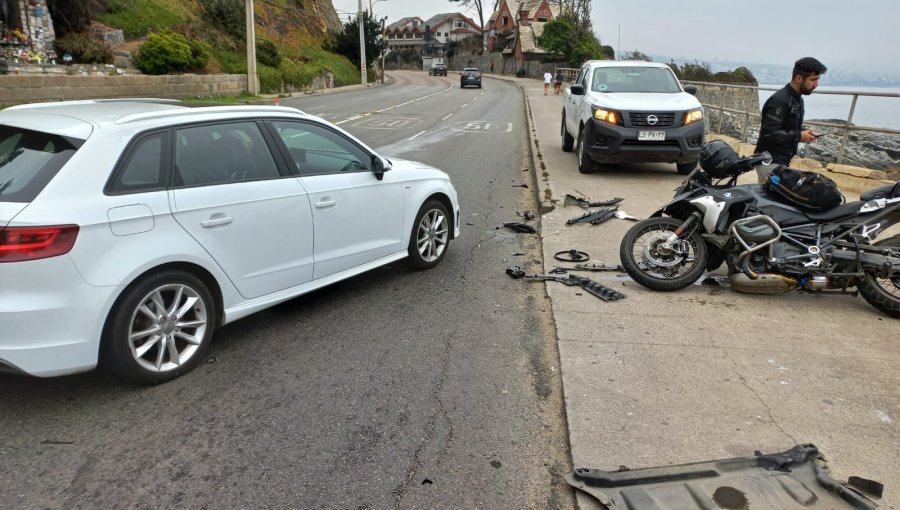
[
  {"xmin": 683, "ymin": 108, "xmax": 704, "ymax": 126},
  {"xmin": 592, "ymin": 106, "xmax": 623, "ymax": 126}
]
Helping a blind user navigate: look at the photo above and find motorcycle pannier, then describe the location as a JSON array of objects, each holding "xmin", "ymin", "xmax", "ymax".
[
  {"xmin": 699, "ymin": 140, "xmax": 740, "ymax": 178},
  {"xmin": 766, "ymin": 166, "xmax": 844, "ymax": 209}
]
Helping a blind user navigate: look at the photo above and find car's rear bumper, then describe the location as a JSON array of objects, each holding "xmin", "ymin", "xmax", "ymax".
[
  {"xmin": 0, "ymin": 255, "xmax": 116, "ymax": 377},
  {"xmin": 583, "ymin": 119, "xmax": 705, "ymax": 164}
]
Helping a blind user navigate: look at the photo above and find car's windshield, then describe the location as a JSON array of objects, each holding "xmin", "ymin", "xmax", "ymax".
[
  {"xmin": 591, "ymin": 67, "xmax": 681, "ymax": 93},
  {"xmin": 0, "ymin": 125, "xmax": 82, "ymax": 203}
]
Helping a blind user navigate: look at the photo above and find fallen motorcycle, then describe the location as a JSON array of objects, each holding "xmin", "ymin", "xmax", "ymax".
[{"xmin": 619, "ymin": 141, "xmax": 900, "ymax": 318}]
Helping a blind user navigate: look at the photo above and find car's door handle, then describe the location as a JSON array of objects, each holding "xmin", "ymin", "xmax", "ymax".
[
  {"xmin": 315, "ymin": 199, "xmax": 336, "ymax": 209},
  {"xmin": 200, "ymin": 215, "xmax": 233, "ymax": 228}
]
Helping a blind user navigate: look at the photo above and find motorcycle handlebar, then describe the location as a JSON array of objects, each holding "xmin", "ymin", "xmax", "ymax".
[{"xmin": 725, "ymin": 152, "xmax": 773, "ymax": 175}]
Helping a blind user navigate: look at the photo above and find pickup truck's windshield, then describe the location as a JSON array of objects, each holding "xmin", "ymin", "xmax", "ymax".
[{"xmin": 591, "ymin": 67, "xmax": 681, "ymax": 93}]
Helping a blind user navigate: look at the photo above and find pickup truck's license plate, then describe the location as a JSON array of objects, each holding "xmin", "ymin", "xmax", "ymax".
[{"xmin": 638, "ymin": 130, "xmax": 665, "ymax": 141}]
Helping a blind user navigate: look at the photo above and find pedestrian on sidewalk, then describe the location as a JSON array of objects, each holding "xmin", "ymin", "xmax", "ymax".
[
  {"xmin": 754, "ymin": 57, "xmax": 827, "ymax": 181},
  {"xmin": 543, "ymin": 69, "xmax": 552, "ymax": 95},
  {"xmin": 554, "ymin": 70, "xmax": 564, "ymax": 95}
]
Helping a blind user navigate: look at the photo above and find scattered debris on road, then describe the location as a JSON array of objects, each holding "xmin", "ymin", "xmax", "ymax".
[
  {"xmin": 502, "ymin": 222, "xmax": 536, "ymax": 234},
  {"xmin": 613, "ymin": 210, "xmax": 640, "ymax": 221},
  {"xmin": 554, "ymin": 249, "xmax": 590, "ymax": 262},
  {"xmin": 564, "ymin": 194, "xmax": 624, "ymax": 208},
  {"xmin": 567, "ymin": 207, "xmax": 619, "ymax": 225},
  {"xmin": 506, "ymin": 266, "xmax": 626, "ymax": 301},
  {"xmin": 517, "ymin": 210, "xmax": 537, "ymax": 221},
  {"xmin": 566, "ymin": 444, "xmax": 881, "ymax": 509},
  {"xmin": 552, "ymin": 263, "xmax": 625, "ymax": 273}
]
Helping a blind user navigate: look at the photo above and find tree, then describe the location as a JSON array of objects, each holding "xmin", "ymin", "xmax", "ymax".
[
  {"xmin": 325, "ymin": 11, "xmax": 385, "ymax": 70},
  {"xmin": 619, "ymin": 49, "xmax": 652, "ymax": 62},
  {"xmin": 448, "ymin": 0, "xmax": 486, "ymax": 47},
  {"xmin": 539, "ymin": 13, "xmax": 604, "ymax": 67},
  {"xmin": 599, "ymin": 45, "xmax": 614, "ymax": 59}
]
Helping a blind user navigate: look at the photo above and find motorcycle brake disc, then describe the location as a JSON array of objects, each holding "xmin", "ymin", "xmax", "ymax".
[{"xmin": 554, "ymin": 249, "xmax": 590, "ymax": 262}]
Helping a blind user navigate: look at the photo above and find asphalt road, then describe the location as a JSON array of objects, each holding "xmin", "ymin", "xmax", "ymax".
[{"xmin": 0, "ymin": 72, "xmax": 575, "ymax": 509}]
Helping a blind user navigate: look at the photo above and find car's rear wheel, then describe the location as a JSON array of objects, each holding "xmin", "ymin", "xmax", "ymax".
[
  {"xmin": 102, "ymin": 270, "xmax": 216, "ymax": 384},
  {"xmin": 409, "ymin": 200, "xmax": 451, "ymax": 269},
  {"xmin": 677, "ymin": 161, "xmax": 698, "ymax": 175},
  {"xmin": 561, "ymin": 113, "xmax": 574, "ymax": 152},
  {"xmin": 576, "ymin": 127, "xmax": 594, "ymax": 174}
]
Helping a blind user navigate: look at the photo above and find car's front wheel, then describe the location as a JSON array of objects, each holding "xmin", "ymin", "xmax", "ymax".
[
  {"xmin": 561, "ymin": 113, "xmax": 574, "ymax": 152},
  {"xmin": 576, "ymin": 127, "xmax": 594, "ymax": 174},
  {"xmin": 101, "ymin": 270, "xmax": 216, "ymax": 384},
  {"xmin": 409, "ymin": 200, "xmax": 451, "ymax": 269}
]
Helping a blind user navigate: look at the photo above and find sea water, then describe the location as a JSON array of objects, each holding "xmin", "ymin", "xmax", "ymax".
[{"xmin": 759, "ymin": 85, "xmax": 900, "ymax": 130}]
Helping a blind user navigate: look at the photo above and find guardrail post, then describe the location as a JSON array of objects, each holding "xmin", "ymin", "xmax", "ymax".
[{"xmin": 837, "ymin": 94, "xmax": 858, "ymax": 165}]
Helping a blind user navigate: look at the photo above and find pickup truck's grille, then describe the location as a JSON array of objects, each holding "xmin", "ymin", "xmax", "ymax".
[{"xmin": 629, "ymin": 112, "xmax": 676, "ymax": 127}]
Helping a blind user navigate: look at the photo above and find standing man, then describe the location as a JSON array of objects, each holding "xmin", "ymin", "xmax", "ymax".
[
  {"xmin": 543, "ymin": 69, "xmax": 552, "ymax": 95},
  {"xmin": 755, "ymin": 57, "xmax": 827, "ymax": 169}
]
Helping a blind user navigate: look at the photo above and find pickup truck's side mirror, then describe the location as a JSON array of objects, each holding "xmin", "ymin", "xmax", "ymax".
[
  {"xmin": 570, "ymin": 84, "xmax": 585, "ymax": 96},
  {"xmin": 684, "ymin": 84, "xmax": 698, "ymax": 96}
]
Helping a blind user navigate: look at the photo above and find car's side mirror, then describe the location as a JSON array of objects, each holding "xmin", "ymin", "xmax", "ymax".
[
  {"xmin": 684, "ymin": 84, "xmax": 698, "ymax": 96},
  {"xmin": 570, "ymin": 84, "xmax": 585, "ymax": 96},
  {"xmin": 372, "ymin": 155, "xmax": 388, "ymax": 180}
]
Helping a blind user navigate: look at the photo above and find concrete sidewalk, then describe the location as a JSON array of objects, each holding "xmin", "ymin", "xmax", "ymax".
[{"xmin": 491, "ymin": 74, "xmax": 900, "ymax": 510}]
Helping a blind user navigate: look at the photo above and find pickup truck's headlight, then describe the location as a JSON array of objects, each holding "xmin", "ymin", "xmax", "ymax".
[
  {"xmin": 592, "ymin": 106, "xmax": 623, "ymax": 125},
  {"xmin": 682, "ymin": 108, "xmax": 704, "ymax": 126}
]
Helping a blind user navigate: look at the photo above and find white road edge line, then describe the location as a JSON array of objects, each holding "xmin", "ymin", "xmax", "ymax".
[{"xmin": 409, "ymin": 130, "xmax": 427, "ymax": 140}]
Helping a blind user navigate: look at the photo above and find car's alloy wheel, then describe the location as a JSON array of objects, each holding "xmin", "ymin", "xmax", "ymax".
[
  {"xmin": 409, "ymin": 200, "xmax": 450, "ymax": 269},
  {"xmin": 103, "ymin": 270, "xmax": 216, "ymax": 384},
  {"xmin": 576, "ymin": 128, "xmax": 594, "ymax": 174}
]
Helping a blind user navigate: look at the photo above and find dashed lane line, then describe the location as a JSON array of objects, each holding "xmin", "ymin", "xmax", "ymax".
[
  {"xmin": 334, "ymin": 83, "xmax": 455, "ymax": 125},
  {"xmin": 409, "ymin": 130, "xmax": 427, "ymax": 140}
]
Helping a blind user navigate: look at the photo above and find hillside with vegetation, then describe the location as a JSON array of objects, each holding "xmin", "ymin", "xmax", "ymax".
[{"xmin": 49, "ymin": 0, "xmax": 361, "ymax": 93}]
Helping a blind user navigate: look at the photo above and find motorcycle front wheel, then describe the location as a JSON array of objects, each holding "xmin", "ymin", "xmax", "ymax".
[
  {"xmin": 857, "ymin": 234, "xmax": 900, "ymax": 319},
  {"xmin": 620, "ymin": 217, "xmax": 709, "ymax": 291}
]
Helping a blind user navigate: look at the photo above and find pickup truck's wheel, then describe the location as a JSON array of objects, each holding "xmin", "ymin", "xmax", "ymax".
[
  {"xmin": 561, "ymin": 114, "xmax": 574, "ymax": 152},
  {"xmin": 576, "ymin": 128, "xmax": 594, "ymax": 174},
  {"xmin": 677, "ymin": 161, "xmax": 698, "ymax": 175}
]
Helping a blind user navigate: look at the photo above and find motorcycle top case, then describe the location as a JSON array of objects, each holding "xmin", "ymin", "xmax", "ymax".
[{"xmin": 766, "ymin": 165, "xmax": 844, "ymax": 209}]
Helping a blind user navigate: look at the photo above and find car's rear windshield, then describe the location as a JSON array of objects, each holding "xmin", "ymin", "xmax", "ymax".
[
  {"xmin": 591, "ymin": 67, "xmax": 681, "ymax": 93},
  {"xmin": 0, "ymin": 125, "xmax": 83, "ymax": 203}
]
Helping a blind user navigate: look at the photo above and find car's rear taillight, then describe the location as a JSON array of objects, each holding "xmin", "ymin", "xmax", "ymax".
[{"xmin": 0, "ymin": 225, "xmax": 79, "ymax": 262}]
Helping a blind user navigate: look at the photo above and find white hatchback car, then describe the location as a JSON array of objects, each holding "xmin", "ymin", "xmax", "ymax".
[{"xmin": 0, "ymin": 100, "xmax": 460, "ymax": 383}]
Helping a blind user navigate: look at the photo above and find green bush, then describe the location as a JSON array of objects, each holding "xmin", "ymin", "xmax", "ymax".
[
  {"xmin": 134, "ymin": 30, "xmax": 209, "ymax": 74},
  {"xmin": 98, "ymin": 0, "xmax": 190, "ymax": 38},
  {"xmin": 198, "ymin": 0, "xmax": 245, "ymax": 41},
  {"xmin": 256, "ymin": 39, "xmax": 282, "ymax": 68},
  {"xmin": 55, "ymin": 32, "xmax": 113, "ymax": 64},
  {"xmin": 516, "ymin": 68, "xmax": 527, "ymax": 77}
]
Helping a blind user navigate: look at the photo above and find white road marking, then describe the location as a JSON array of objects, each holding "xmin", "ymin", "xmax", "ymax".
[
  {"xmin": 352, "ymin": 97, "xmax": 367, "ymax": 101},
  {"xmin": 346, "ymin": 115, "xmax": 363, "ymax": 121},
  {"xmin": 472, "ymin": 96, "xmax": 479, "ymax": 101},
  {"xmin": 409, "ymin": 130, "xmax": 427, "ymax": 140},
  {"xmin": 442, "ymin": 113, "xmax": 453, "ymax": 120},
  {"xmin": 306, "ymin": 105, "xmax": 326, "ymax": 111},
  {"xmin": 461, "ymin": 103, "xmax": 469, "ymax": 108}
]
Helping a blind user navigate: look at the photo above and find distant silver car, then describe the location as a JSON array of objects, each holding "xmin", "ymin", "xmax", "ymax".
[{"xmin": 0, "ymin": 100, "xmax": 460, "ymax": 383}]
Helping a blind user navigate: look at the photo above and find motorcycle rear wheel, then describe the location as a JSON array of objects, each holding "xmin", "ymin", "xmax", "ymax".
[
  {"xmin": 620, "ymin": 217, "xmax": 708, "ymax": 291},
  {"xmin": 857, "ymin": 234, "xmax": 900, "ymax": 319}
]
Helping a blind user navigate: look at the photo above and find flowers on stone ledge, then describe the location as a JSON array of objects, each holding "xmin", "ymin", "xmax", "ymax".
[{"xmin": 1, "ymin": 47, "xmax": 57, "ymax": 65}]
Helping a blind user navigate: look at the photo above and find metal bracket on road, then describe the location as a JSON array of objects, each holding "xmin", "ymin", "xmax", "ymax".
[
  {"xmin": 503, "ymin": 222, "xmax": 537, "ymax": 234},
  {"xmin": 552, "ymin": 263, "xmax": 626, "ymax": 273},
  {"xmin": 564, "ymin": 194, "xmax": 624, "ymax": 209},
  {"xmin": 506, "ymin": 266, "xmax": 626, "ymax": 302}
]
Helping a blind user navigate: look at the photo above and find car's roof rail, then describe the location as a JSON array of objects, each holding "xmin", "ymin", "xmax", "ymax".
[{"xmin": 114, "ymin": 105, "xmax": 307, "ymax": 125}]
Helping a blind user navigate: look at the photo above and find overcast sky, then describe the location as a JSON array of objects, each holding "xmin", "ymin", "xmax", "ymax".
[{"xmin": 331, "ymin": 0, "xmax": 899, "ymax": 76}]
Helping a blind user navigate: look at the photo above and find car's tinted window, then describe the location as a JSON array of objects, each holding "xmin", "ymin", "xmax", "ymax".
[
  {"xmin": 174, "ymin": 122, "xmax": 280, "ymax": 187},
  {"xmin": 107, "ymin": 132, "xmax": 165, "ymax": 194},
  {"xmin": 269, "ymin": 121, "xmax": 369, "ymax": 176},
  {"xmin": 0, "ymin": 125, "xmax": 81, "ymax": 203},
  {"xmin": 591, "ymin": 67, "xmax": 681, "ymax": 93}
]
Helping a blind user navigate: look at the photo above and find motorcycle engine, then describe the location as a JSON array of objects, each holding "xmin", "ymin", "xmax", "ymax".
[{"xmin": 725, "ymin": 242, "xmax": 806, "ymax": 294}]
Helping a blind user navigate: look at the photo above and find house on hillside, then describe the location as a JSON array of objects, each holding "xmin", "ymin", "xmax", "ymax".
[
  {"xmin": 384, "ymin": 13, "xmax": 480, "ymax": 58},
  {"xmin": 486, "ymin": 0, "xmax": 561, "ymax": 72}
]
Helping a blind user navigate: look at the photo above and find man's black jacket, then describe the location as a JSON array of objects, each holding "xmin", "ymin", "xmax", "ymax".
[{"xmin": 755, "ymin": 84, "xmax": 804, "ymax": 165}]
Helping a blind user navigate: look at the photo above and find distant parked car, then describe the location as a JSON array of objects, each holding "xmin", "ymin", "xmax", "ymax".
[
  {"xmin": 0, "ymin": 100, "xmax": 461, "ymax": 384},
  {"xmin": 430, "ymin": 63, "xmax": 448, "ymax": 76},
  {"xmin": 461, "ymin": 68, "xmax": 482, "ymax": 88}
]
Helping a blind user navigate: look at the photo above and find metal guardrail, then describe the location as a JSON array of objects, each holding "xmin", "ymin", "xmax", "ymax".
[{"xmin": 684, "ymin": 80, "xmax": 900, "ymax": 164}]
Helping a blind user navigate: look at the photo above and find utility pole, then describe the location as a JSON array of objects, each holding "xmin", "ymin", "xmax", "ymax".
[
  {"xmin": 245, "ymin": 0, "xmax": 258, "ymax": 95},
  {"xmin": 358, "ymin": 0, "xmax": 367, "ymax": 86},
  {"xmin": 381, "ymin": 17, "xmax": 387, "ymax": 84},
  {"xmin": 617, "ymin": 25, "xmax": 620, "ymax": 62}
]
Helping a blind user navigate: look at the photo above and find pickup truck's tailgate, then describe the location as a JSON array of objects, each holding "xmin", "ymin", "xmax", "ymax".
[{"xmin": 567, "ymin": 445, "xmax": 880, "ymax": 509}]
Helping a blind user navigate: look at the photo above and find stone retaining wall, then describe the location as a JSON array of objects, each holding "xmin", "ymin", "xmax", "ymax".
[{"xmin": 0, "ymin": 73, "xmax": 247, "ymax": 104}]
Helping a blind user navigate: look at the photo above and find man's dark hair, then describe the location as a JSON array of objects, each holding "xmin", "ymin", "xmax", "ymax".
[{"xmin": 793, "ymin": 57, "xmax": 827, "ymax": 79}]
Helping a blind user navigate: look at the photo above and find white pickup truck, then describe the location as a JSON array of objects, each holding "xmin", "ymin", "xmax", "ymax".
[{"xmin": 561, "ymin": 60, "xmax": 706, "ymax": 174}]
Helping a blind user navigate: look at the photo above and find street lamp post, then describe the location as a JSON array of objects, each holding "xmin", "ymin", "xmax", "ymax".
[
  {"xmin": 358, "ymin": 0, "xmax": 367, "ymax": 86},
  {"xmin": 245, "ymin": 0, "xmax": 258, "ymax": 95}
]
